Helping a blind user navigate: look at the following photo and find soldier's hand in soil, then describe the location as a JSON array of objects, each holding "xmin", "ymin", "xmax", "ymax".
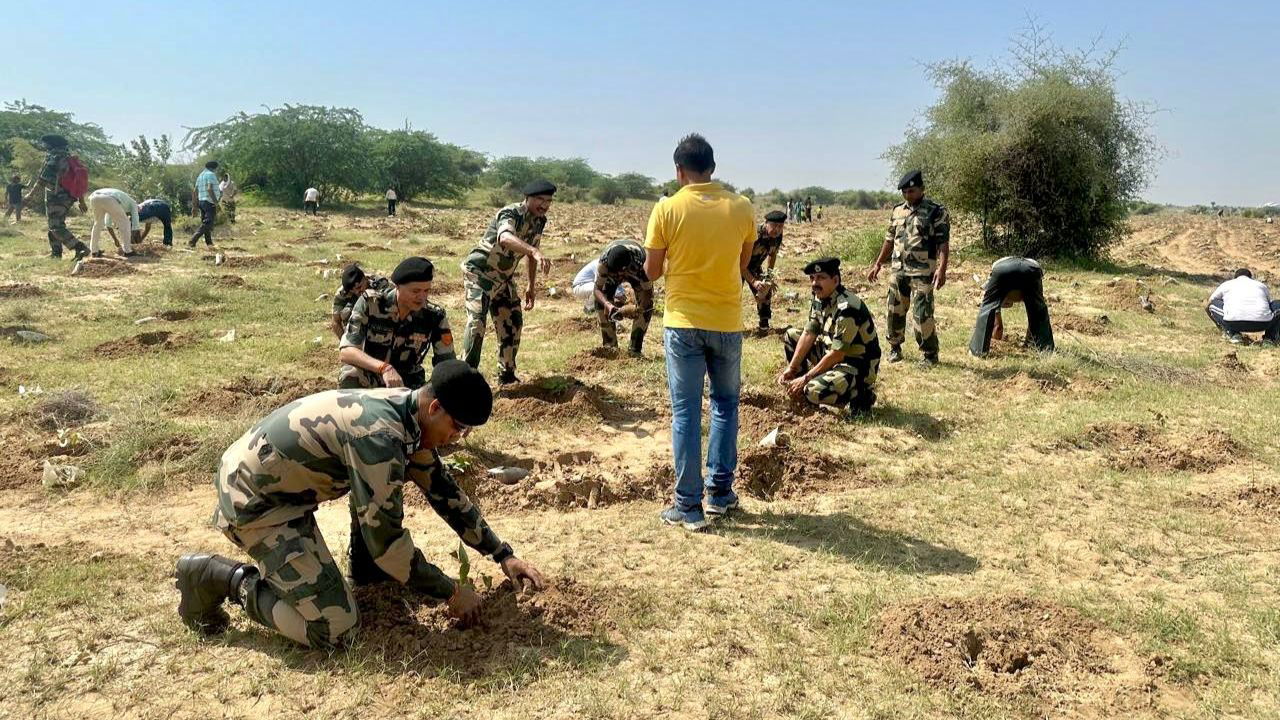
[
  {"xmin": 500, "ymin": 556, "xmax": 547, "ymax": 593},
  {"xmin": 776, "ymin": 367, "xmax": 797, "ymax": 386},
  {"xmin": 380, "ymin": 365, "xmax": 405, "ymax": 387},
  {"xmin": 524, "ymin": 288, "xmax": 536, "ymax": 311},
  {"xmin": 785, "ymin": 376, "xmax": 808, "ymax": 399},
  {"xmin": 447, "ymin": 582, "xmax": 482, "ymax": 626},
  {"xmin": 867, "ymin": 263, "xmax": 882, "ymax": 282}
]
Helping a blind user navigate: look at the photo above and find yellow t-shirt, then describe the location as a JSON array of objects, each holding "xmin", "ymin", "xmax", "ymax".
[{"xmin": 644, "ymin": 182, "xmax": 755, "ymax": 332}]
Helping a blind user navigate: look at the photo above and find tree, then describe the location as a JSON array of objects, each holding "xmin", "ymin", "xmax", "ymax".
[
  {"xmin": 614, "ymin": 172, "xmax": 656, "ymax": 199},
  {"xmin": 883, "ymin": 26, "xmax": 1159, "ymax": 258},
  {"xmin": 184, "ymin": 104, "xmax": 374, "ymax": 204},
  {"xmin": 0, "ymin": 100, "xmax": 118, "ymax": 170},
  {"xmin": 793, "ymin": 186, "xmax": 837, "ymax": 205},
  {"xmin": 369, "ymin": 129, "xmax": 484, "ymax": 201},
  {"xmin": 591, "ymin": 176, "xmax": 625, "ymax": 205}
]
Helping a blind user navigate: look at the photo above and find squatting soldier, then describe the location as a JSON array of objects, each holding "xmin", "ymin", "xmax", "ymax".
[
  {"xmin": 867, "ymin": 169, "xmax": 950, "ymax": 366},
  {"xmin": 174, "ymin": 361, "xmax": 547, "ymax": 648},
  {"xmin": 338, "ymin": 257, "xmax": 454, "ymax": 390},
  {"xmin": 460, "ymin": 179, "xmax": 555, "ymax": 384},
  {"xmin": 745, "ymin": 210, "xmax": 786, "ymax": 331},
  {"xmin": 779, "ymin": 257, "xmax": 881, "ymax": 415},
  {"xmin": 593, "ymin": 238, "xmax": 655, "ymax": 355},
  {"xmin": 22, "ymin": 134, "xmax": 90, "ymax": 261},
  {"xmin": 330, "ymin": 263, "xmax": 392, "ymax": 339},
  {"xmin": 969, "ymin": 256, "xmax": 1054, "ymax": 357}
]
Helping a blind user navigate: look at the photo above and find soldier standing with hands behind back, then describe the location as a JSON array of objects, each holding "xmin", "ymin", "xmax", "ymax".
[{"xmin": 867, "ymin": 169, "xmax": 950, "ymax": 366}]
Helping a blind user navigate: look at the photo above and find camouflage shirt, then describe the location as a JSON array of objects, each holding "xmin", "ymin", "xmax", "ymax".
[
  {"xmin": 463, "ymin": 202, "xmax": 546, "ymax": 288},
  {"xmin": 211, "ymin": 388, "xmax": 512, "ymax": 599},
  {"xmin": 747, "ymin": 224, "xmax": 784, "ymax": 277},
  {"xmin": 803, "ymin": 285, "xmax": 882, "ymax": 371},
  {"xmin": 595, "ymin": 239, "xmax": 651, "ymax": 292},
  {"xmin": 37, "ymin": 150, "xmax": 73, "ymax": 202},
  {"xmin": 885, "ymin": 198, "xmax": 950, "ymax": 277},
  {"xmin": 339, "ymin": 287, "xmax": 455, "ymax": 388},
  {"xmin": 332, "ymin": 274, "xmax": 393, "ymax": 324}
]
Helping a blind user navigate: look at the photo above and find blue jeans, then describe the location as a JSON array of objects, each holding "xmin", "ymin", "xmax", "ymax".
[{"xmin": 664, "ymin": 327, "xmax": 742, "ymax": 510}]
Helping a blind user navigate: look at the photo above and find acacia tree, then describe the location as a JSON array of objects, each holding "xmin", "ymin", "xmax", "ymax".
[
  {"xmin": 0, "ymin": 100, "xmax": 118, "ymax": 170},
  {"xmin": 369, "ymin": 129, "xmax": 485, "ymax": 202},
  {"xmin": 883, "ymin": 26, "xmax": 1160, "ymax": 257}
]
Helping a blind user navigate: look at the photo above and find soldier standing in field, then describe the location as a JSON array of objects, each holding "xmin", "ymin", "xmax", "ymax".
[
  {"xmin": 329, "ymin": 263, "xmax": 392, "ymax": 339},
  {"xmin": 174, "ymin": 361, "xmax": 547, "ymax": 649},
  {"xmin": 867, "ymin": 169, "xmax": 950, "ymax": 366},
  {"xmin": 460, "ymin": 179, "xmax": 555, "ymax": 384},
  {"xmin": 592, "ymin": 238, "xmax": 654, "ymax": 356},
  {"xmin": 779, "ymin": 257, "xmax": 881, "ymax": 416},
  {"xmin": 745, "ymin": 210, "xmax": 787, "ymax": 331},
  {"xmin": 22, "ymin": 135, "xmax": 90, "ymax": 261}
]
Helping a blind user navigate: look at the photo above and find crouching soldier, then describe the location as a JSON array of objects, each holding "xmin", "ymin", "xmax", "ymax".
[
  {"xmin": 969, "ymin": 256, "xmax": 1054, "ymax": 357},
  {"xmin": 778, "ymin": 257, "xmax": 881, "ymax": 415},
  {"xmin": 745, "ymin": 210, "xmax": 786, "ymax": 331},
  {"xmin": 174, "ymin": 360, "xmax": 546, "ymax": 649},
  {"xmin": 330, "ymin": 263, "xmax": 392, "ymax": 339},
  {"xmin": 594, "ymin": 238, "xmax": 655, "ymax": 355}
]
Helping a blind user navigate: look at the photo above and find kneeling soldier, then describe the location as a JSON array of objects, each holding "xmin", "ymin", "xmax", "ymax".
[
  {"xmin": 330, "ymin": 263, "xmax": 392, "ymax": 339},
  {"xmin": 745, "ymin": 210, "xmax": 786, "ymax": 331},
  {"xmin": 174, "ymin": 361, "xmax": 546, "ymax": 649},
  {"xmin": 594, "ymin": 238, "xmax": 655, "ymax": 355},
  {"xmin": 779, "ymin": 257, "xmax": 881, "ymax": 415}
]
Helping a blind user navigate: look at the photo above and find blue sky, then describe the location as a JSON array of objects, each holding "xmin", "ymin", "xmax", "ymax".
[{"xmin": 3, "ymin": 1, "xmax": 1276, "ymax": 205}]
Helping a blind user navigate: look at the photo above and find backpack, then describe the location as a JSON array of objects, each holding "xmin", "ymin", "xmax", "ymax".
[{"xmin": 58, "ymin": 155, "xmax": 89, "ymax": 199}]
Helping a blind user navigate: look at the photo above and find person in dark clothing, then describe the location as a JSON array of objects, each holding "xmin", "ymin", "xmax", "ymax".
[
  {"xmin": 4, "ymin": 174, "xmax": 24, "ymax": 222},
  {"xmin": 969, "ymin": 256, "xmax": 1054, "ymax": 356},
  {"xmin": 120, "ymin": 199, "xmax": 175, "ymax": 246}
]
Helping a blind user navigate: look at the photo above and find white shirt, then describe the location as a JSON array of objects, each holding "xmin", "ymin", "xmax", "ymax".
[
  {"xmin": 385, "ymin": 189, "xmax": 397, "ymax": 201},
  {"xmin": 219, "ymin": 179, "xmax": 239, "ymax": 202},
  {"xmin": 93, "ymin": 188, "xmax": 141, "ymax": 232},
  {"xmin": 1210, "ymin": 276, "xmax": 1275, "ymax": 322},
  {"xmin": 304, "ymin": 188, "xmax": 320, "ymax": 202}
]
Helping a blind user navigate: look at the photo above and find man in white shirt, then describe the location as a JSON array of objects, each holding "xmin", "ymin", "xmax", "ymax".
[
  {"xmin": 1206, "ymin": 268, "xmax": 1280, "ymax": 345},
  {"xmin": 219, "ymin": 173, "xmax": 239, "ymax": 223},
  {"xmin": 87, "ymin": 187, "xmax": 141, "ymax": 257},
  {"xmin": 386, "ymin": 187, "xmax": 398, "ymax": 216},
  {"xmin": 304, "ymin": 187, "xmax": 320, "ymax": 215}
]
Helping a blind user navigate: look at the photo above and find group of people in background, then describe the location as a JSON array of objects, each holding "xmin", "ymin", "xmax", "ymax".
[{"xmin": 786, "ymin": 196, "xmax": 820, "ymax": 223}]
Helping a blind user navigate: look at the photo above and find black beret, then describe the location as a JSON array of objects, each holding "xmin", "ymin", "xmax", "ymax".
[
  {"xmin": 803, "ymin": 257, "xmax": 841, "ymax": 275},
  {"xmin": 430, "ymin": 359, "xmax": 493, "ymax": 427},
  {"xmin": 391, "ymin": 256, "xmax": 434, "ymax": 284},
  {"xmin": 601, "ymin": 243, "xmax": 633, "ymax": 272},
  {"xmin": 522, "ymin": 179, "xmax": 557, "ymax": 197},
  {"xmin": 897, "ymin": 169, "xmax": 923, "ymax": 190},
  {"xmin": 40, "ymin": 134, "xmax": 68, "ymax": 149},
  {"xmin": 340, "ymin": 263, "xmax": 366, "ymax": 292},
  {"xmin": 765, "ymin": 210, "xmax": 787, "ymax": 223}
]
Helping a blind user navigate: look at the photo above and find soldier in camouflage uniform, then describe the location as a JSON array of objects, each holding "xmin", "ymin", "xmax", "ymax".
[
  {"xmin": 22, "ymin": 135, "xmax": 90, "ymax": 260},
  {"xmin": 337, "ymin": 257, "xmax": 454, "ymax": 390},
  {"xmin": 745, "ymin": 210, "xmax": 787, "ymax": 330},
  {"xmin": 867, "ymin": 169, "xmax": 950, "ymax": 366},
  {"xmin": 330, "ymin": 263, "xmax": 393, "ymax": 339},
  {"xmin": 593, "ymin": 238, "xmax": 655, "ymax": 355},
  {"xmin": 174, "ymin": 361, "xmax": 546, "ymax": 649},
  {"xmin": 779, "ymin": 257, "xmax": 881, "ymax": 415},
  {"xmin": 460, "ymin": 179, "xmax": 556, "ymax": 384}
]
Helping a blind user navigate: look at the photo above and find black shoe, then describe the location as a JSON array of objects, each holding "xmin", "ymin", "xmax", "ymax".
[
  {"xmin": 849, "ymin": 390, "xmax": 876, "ymax": 417},
  {"xmin": 50, "ymin": 252, "xmax": 62, "ymax": 259},
  {"xmin": 187, "ymin": 241, "xmax": 197, "ymax": 249},
  {"xmin": 72, "ymin": 245, "xmax": 90, "ymax": 262},
  {"xmin": 497, "ymin": 370, "xmax": 521, "ymax": 386},
  {"xmin": 920, "ymin": 354, "xmax": 939, "ymax": 367},
  {"xmin": 887, "ymin": 346, "xmax": 903, "ymax": 363},
  {"xmin": 175, "ymin": 553, "xmax": 248, "ymax": 634},
  {"xmin": 90, "ymin": 250, "xmax": 104, "ymax": 258}
]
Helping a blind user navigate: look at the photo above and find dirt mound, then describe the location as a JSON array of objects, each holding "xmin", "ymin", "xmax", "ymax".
[
  {"xmin": 1214, "ymin": 350, "xmax": 1249, "ymax": 374},
  {"xmin": 1097, "ymin": 279, "xmax": 1154, "ymax": 311},
  {"xmin": 128, "ymin": 245, "xmax": 167, "ymax": 258},
  {"xmin": 1195, "ymin": 484, "xmax": 1280, "ymax": 519},
  {"xmin": 737, "ymin": 446, "xmax": 858, "ymax": 500},
  {"xmin": 352, "ymin": 578, "xmax": 611, "ymax": 675},
  {"xmin": 75, "ymin": 258, "xmax": 137, "ymax": 277},
  {"xmin": 875, "ymin": 595, "xmax": 1146, "ymax": 705},
  {"xmin": 344, "ymin": 242, "xmax": 385, "ymax": 250},
  {"xmin": 494, "ymin": 376, "xmax": 630, "ymax": 422},
  {"xmin": 1057, "ymin": 312, "xmax": 1110, "ymax": 335},
  {"xmin": 158, "ymin": 309, "xmax": 193, "ymax": 321},
  {"xmin": 0, "ymin": 283, "xmax": 44, "ymax": 299},
  {"xmin": 134, "ymin": 433, "xmax": 202, "ymax": 465},
  {"xmin": 27, "ymin": 390, "xmax": 101, "ymax": 430},
  {"xmin": 211, "ymin": 274, "xmax": 246, "ymax": 287},
  {"xmin": 1065, "ymin": 422, "xmax": 1242, "ymax": 472},
  {"xmin": 94, "ymin": 331, "xmax": 194, "ymax": 358},
  {"xmin": 564, "ymin": 346, "xmax": 624, "ymax": 375},
  {"xmin": 184, "ymin": 375, "xmax": 332, "ymax": 415},
  {"xmin": 736, "ymin": 390, "xmax": 834, "ymax": 442}
]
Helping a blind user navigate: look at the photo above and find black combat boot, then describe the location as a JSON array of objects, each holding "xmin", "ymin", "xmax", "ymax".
[
  {"xmin": 497, "ymin": 369, "xmax": 520, "ymax": 386},
  {"xmin": 920, "ymin": 353, "xmax": 939, "ymax": 367},
  {"xmin": 887, "ymin": 345, "xmax": 903, "ymax": 363},
  {"xmin": 849, "ymin": 390, "xmax": 876, "ymax": 418},
  {"xmin": 71, "ymin": 243, "xmax": 90, "ymax": 261},
  {"xmin": 175, "ymin": 553, "xmax": 254, "ymax": 634}
]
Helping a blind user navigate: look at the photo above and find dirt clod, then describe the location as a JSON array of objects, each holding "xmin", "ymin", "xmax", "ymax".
[
  {"xmin": 0, "ymin": 283, "xmax": 44, "ymax": 299},
  {"xmin": 494, "ymin": 376, "xmax": 631, "ymax": 422},
  {"xmin": 1057, "ymin": 312, "xmax": 1109, "ymax": 335},
  {"xmin": 158, "ymin": 309, "xmax": 193, "ymax": 321},
  {"xmin": 183, "ymin": 376, "xmax": 332, "ymax": 415},
  {"xmin": 94, "ymin": 331, "xmax": 194, "ymax": 358},
  {"xmin": 211, "ymin": 274, "xmax": 246, "ymax": 287},
  {"xmin": 74, "ymin": 258, "xmax": 138, "ymax": 278},
  {"xmin": 736, "ymin": 446, "xmax": 857, "ymax": 500}
]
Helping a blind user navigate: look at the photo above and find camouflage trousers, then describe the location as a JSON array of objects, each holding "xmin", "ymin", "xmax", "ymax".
[
  {"xmin": 782, "ymin": 327, "xmax": 879, "ymax": 410},
  {"xmin": 596, "ymin": 282, "xmax": 654, "ymax": 352},
  {"xmin": 747, "ymin": 270, "xmax": 775, "ymax": 327},
  {"xmin": 461, "ymin": 272, "xmax": 522, "ymax": 375},
  {"xmin": 45, "ymin": 195, "xmax": 83, "ymax": 256},
  {"xmin": 886, "ymin": 272, "xmax": 938, "ymax": 356},
  {"xmin": 217, "ymin": 512, "xmax": 360, "ymax": 649}
]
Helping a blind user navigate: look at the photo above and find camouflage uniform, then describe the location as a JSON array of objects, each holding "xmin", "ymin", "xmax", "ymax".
[
  {"xmin": 338, "ymin": 286, "xmax": 455, "ymax": 390},
  {"xmin": 210, "ymin": 388, "xmax": 513, "ymax": 648},
  {"xmin": 783, "ymin": 285, "xmax": 881, "ymax": 411},
  {"xmin": 332, "ymin": 274, "xmax": 392, "ymax": 328},
  {"xmin": 461, "ymin": 202, "xmax": 546, "ymax": 375},
  {"xmin": 594, "ymin": 239, "xmax": 654, "ymax": 352},
  {"xmin": 37, "ymin": 149, "xmax": 87, "ymax": 258},
  {"xmin": 884, "ymin": 198, "xmax": 949, "ymax": 356},
  {"xmin": 746, "ymin": 224, "xmax": 784, "ymax": 327}
]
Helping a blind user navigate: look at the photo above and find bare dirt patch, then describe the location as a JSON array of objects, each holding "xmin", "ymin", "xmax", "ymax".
[
  {"xmin": 134, "ymin": 433, "xmax": 202, "ymax": 465},
  {"xmin": 352, "ymin": 578, "xmax": 614, "ymax": 675},
  {"xmin": 1057, "ymin": 312, "xmax": 1110, "ymax": 335},
  {"xmin": 1096, "ymin": 279, "xmax": 1155, "ymax": 312},
  {"xmin": 1214, "ymin": 349, "xmax": 1249, "ymax": 375},
  {"xmin": 94, "ymin": 331, "xmax": 195, "ymax": 358},
  {"xmin": 158, "ymin": 309, "xmax": 193, "ymax": 321},
  {"xmin": 0, "ymin": 283, "xmax": 44, "ymax": 299},
  {"xmin": 75, "ymin": 258, "xmax": 137, "ymax": 278},
  {"xmin": 875, "ymin": 595, "xmax": 1151, "ymax": 709},
  {"xmin": 183, "ymin": 375, "xmax": 333, "ymax": 415},
  {"xmin": 564, "ymin": 346, "xmax": 628, "ymax": 376},
  {"xmin": 211, "ymin": 274, "xmax": 246, "ymax": 287},
  {"xmin": 1193, "ymin": 484, "xmax": 1280, "ymax": 520},
  {"xmin": 736, "ymin": 446, "xmax": 859, "ymax": 500},
  {"xmin": 737, "ymin": 389, "xmax": 834, "ymax": 443},
  {"xmin": 493, "ymin": 376, "xmax": 633, "ymax": 422},
  {"xmin": 1062, "ymin": 422, "xmax": 1242, "ymax": 472}
]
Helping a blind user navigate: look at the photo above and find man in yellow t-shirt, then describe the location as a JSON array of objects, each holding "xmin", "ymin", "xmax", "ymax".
[{"xmin": 644, "ymin": 133, "xmax": 756, "ymax": 531}]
